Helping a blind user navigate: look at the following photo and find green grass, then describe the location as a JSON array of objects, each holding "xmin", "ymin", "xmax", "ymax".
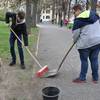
[
  {"xmin": 0, "ymin": 22, "xmax": 10, "ymax": 58},
  {"xmin": 0, "ymin": 22, "xmax": 38, "ymax": 62}
]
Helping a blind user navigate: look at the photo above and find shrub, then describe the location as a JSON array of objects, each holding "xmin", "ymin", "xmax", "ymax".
[
  {"xmin": 0, "ymin": 10, "xmax": 5, "ymax": 21},
  {"xmin": 67, "ymin": 23, "xmax": 73, "ymax": 29}
]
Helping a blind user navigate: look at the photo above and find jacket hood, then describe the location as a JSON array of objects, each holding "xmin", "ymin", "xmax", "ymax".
[
  {"xmin": 72, "ymin": 10, "xmax": 100, "ymax": 31},
  {"xmin": 77, "ymin": 10, "xmax": 90, "ymax": 18}
]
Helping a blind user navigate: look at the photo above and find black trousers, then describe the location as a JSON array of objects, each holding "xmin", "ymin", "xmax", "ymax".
[{"xmin": 9, "ymin": 32, "xmax": 24, "ymax": 64}]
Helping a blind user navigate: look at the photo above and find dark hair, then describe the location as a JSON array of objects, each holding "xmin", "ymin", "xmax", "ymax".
[
  {"xmin": 5, "ymin": 12, "xmax": 16, "ymax": 24},
  {"xmin": 72, "ymin": 4, "xmax": 83, "ymax": 11},
  {"xmin": 17, "ymin": 11, "xmax": 25, "ymax": 19}
]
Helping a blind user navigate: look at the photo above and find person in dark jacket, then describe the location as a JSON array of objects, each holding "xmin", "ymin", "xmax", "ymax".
[
  {"xmin": 60, "ymin": 19, "xmax": 63, "ymax": 27},
  {"xmin": 72, "ymin": 4, "xmax": 100, "ymax": 84},
  {"xmin": 9, "ymin": 11, "xmax": 28, "ymax": 69}
]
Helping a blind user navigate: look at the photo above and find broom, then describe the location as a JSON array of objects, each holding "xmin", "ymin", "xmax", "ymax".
[{"xmin": 10, "ymin": 27, "xmax": 49, "ymax": 77}]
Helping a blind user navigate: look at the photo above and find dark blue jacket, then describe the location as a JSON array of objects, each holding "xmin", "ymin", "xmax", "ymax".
[
  {"xmin": 72, "ymin": 10, "xmax": 100, "ymax": 31},
  {"xmin": 72, "ymin": 10, "xmax": 100, "ymax": 49}
]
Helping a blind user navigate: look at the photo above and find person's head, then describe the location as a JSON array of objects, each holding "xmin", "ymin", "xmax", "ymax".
[
  {"xmin": 72, "ymin": 4, "xmax": 83, "ymax": 17},
  {"xmin": 16, "ymin": 11, "xmax": 25, "ymax": 22}
]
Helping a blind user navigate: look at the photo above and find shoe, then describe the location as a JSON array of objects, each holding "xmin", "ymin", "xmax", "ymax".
[
  {"xmin": 9, "ymin": 62, "xmax": 16, "ymax": 66},
  {"xmin": 72, "ymin": 78, "xmax": 86, "ymax": 83},
  {"xmin": 20, "ymin": 64, "xmax": 26, "ymax": 69},
  {"xmin": 92, "ymin": 79, "xmax": 98, "ymax": 84}
]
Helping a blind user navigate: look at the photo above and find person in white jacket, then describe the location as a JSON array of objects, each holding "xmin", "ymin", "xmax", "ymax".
[{"xmin": 72, "ymin": 4, "xmax": 100, "ymax": 84}]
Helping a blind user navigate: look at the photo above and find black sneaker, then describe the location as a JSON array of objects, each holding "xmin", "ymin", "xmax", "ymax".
[
  {"xmin": 9, "ymin": 62, "xmax": 16, "ymax": 66},
  {"xmin": 20, "ymin": 64, "xmax": 26, "ymax": 69}
]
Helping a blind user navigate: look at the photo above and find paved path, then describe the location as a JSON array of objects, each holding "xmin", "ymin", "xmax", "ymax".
[{"xmin": 33, "ymin": 23, "xmax": 100, "ymax": 100}]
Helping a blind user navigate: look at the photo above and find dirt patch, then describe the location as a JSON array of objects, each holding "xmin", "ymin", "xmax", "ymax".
[{"xmin": 0, "ymin": 59, "xmax": 41, "ymax": 100}]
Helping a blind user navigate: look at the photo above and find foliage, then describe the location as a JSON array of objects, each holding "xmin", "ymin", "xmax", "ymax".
[
  {"xmin": 0, "ymin": 10, "xmax": 5, "ymax": 21},
  {"xmin": 67, "ymin": 23, "xmax": 73, "ymax": 29}
]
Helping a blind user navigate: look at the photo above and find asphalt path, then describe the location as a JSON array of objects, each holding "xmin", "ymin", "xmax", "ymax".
[{"xmin": 32, "ymin": 23, "xmax": 100, "ymax": 100}]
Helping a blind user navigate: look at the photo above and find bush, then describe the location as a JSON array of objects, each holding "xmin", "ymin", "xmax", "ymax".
[
  {"xmin": 67, "ymin": 23, "xmax": 73, "ymax": 29},
  {"xmin": 0, "ymin": 10, "xmax": 5, "ymax": 21}
]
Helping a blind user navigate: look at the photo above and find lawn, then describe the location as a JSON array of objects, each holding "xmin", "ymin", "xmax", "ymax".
[{"xmin": 0, "ymin": 22, "xmax": 38, "ymax": 62}]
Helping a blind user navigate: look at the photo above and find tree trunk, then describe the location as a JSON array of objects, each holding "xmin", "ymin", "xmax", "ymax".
[
  {"xmin": 37, "ymin": 9, "xmax": 41, "ymax": 23},
  {"xmin": 63, "ymin": 0, "xmax": 69, "ymax": 20},
  {"xmin": 52, "ymin": 0, "xmax": 55, "ymax": 24},
  {"xmin": 58, "ymin": 0, "xmax": 62, "ymax": 24},
  {"xmin": 91, "ymin": 0, "xmax": 97, "ymax": 12},
  {"xmin": 37, "ymin": 0, "xmax": 41, "ymax": 23},
  {"xmin": 26, "ymin": 0, "xmax": 32, "ymax": 34},
  {"xmin": 68, "ymin": 0, "xmax": 72, "ymax": 21},
  {"xmin": 32, "ymin": 0, "xmax": 38, "ymax": 27},
  {"xmin": 75, "ymin": 0, "xmax": 78, "ymax": 4},
  {"xmin": 86, "ymin": 0, "xmax": 89, "ymax": 10}
]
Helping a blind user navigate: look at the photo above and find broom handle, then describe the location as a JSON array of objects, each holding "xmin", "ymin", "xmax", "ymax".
[
  {"xmin": 57, "ymin": 42, "xmax": 75, "ymax": 72},
  {"xmin": 10, "ymin": 27, "xmax": 43, "ymax": 68},
  {"xmin": 57, "ymin": 28, "xmax": 82, "ymax": 72}
]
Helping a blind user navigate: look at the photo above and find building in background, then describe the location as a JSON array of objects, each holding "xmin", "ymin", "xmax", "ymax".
[{"xmin": 40, "ymin": 6, "xmax": 52, "ymax": 22}]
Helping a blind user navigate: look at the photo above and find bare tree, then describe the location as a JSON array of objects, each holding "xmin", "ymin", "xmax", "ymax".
[
  {"xmin": 86, "ymin": 0, "xmax": 89, "ymax": 10},
  {"xmin": 75, "ymin": 0, "xmax": 78, "ymax": 4},
  {"xmin": 26, "ymin": 0, "xmax": 32, "ymax": 34},
  {"xmin": 91, "ymin": 0, "xmax": 97, "ymax": 12},
  {"xmin": 31, "ymin": 0, "xmax": 39, "ymax": 27},
  {"xmin": 68, "ymin": 0, "xmax": 72, "ymax": 21},
  {"xmin": 37, "ymin": 0, "xmax": 42, "ymax": 23},
  {"xmin": 63, "ymin": 0, "xmax": 69, "ymax": 20},
  {"xmin": 52, "ymin": 0, "xmax": 56, "ymax": 24}
]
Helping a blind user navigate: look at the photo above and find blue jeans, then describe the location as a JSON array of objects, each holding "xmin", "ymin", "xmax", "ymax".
[
  {"xmin": 78, "ymin": 44, "xmax": 100, "ymax": 81},
  {"xmin": 9, "ymin": 32, "xmax": 24, "ymax": 64}
]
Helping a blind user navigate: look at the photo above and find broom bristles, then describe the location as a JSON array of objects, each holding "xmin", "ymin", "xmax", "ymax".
[{"xmin": 36, "ymin": 65, "xmax": 49, "ymax": 77}]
